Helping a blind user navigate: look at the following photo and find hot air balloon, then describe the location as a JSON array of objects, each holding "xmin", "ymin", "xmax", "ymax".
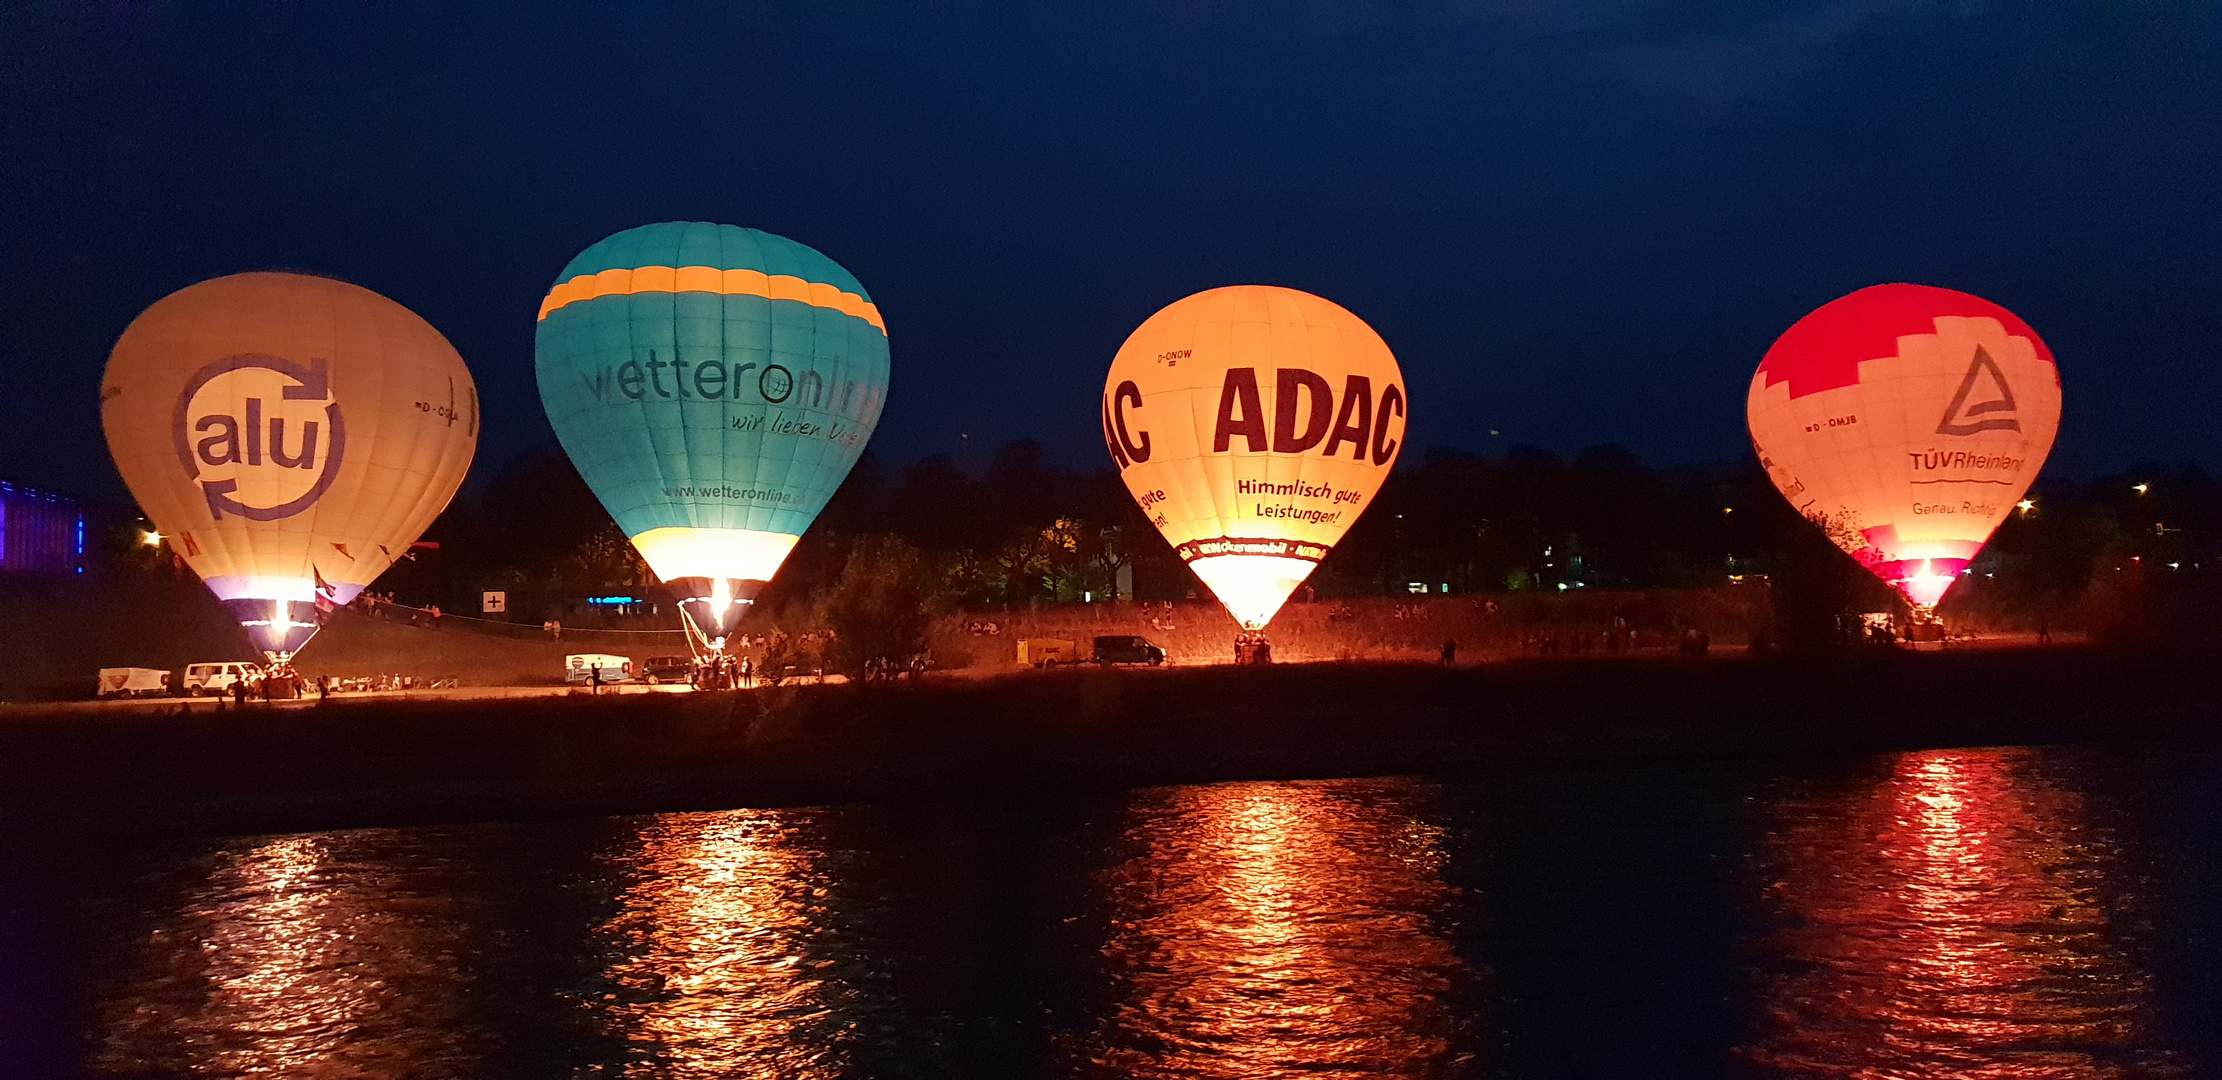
[
  {"xmin": 1748, "ymin": 283, "xmax": 2060, "ymax": 611},
  {"xmin": 102, "ymin": 272, "xmax": 479, "ymax": 664},
  {"xmin": 535, "ymin": 222, "xmax": 889, "ymax": 653},
  {"xmin": 1105, "ymin": 286, "xmax": 1407, "ymax": 641}
]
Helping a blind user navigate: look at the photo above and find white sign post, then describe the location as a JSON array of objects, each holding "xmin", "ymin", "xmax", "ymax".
[{"xmin": 481, "ymin": 590, "xmax": 507, "ymax": 614}]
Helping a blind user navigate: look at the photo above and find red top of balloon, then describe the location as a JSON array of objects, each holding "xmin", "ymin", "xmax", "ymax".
[{"xmin": 1758, "ymin": 283, "xmax": 2057, "ymax": 401}]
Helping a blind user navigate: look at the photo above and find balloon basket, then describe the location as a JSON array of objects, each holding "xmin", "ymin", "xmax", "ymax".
[
  {"xmin": 1233, "ymin": 632, "xmax": 1273, "ymax": 666},
  {"xmin": 678, "ymin": 611, "xmax": 750, "ymax": 690}
]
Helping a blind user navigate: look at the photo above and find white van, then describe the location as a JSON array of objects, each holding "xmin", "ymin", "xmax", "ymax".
[
  {"xmin": 184, "ymin": 661, "xmax": 264, "ymax": 696},
  {"xmin": 97, "ymin": 667, "xmax": 170, "ymax": 698},
  {"xmin": 564, "ymin": 654, "xmax": 635, "ymax": 684}
]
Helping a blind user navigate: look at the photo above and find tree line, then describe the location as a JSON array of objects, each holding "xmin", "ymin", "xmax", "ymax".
[{"xmin": 367, "ymin": 441, "xmax": 2218, "ymax": 645}]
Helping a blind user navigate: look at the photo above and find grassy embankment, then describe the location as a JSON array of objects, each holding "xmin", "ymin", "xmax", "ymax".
[
  {"xmin": 2, "ymin": 643, "xmax": 2213, "ymax": 843},
  {"xmin": 310, "ymin": 585, "xmax": 1779, "ymax": 680},
  {"xmin": 0, "ymin": 574, "xmax": 1777, "ymax": 698}
]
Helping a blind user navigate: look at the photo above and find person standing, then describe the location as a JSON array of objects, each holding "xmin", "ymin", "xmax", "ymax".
[{"xmin": 1440, "ymin": 638, "xmax": 1458, "ymax": 666}]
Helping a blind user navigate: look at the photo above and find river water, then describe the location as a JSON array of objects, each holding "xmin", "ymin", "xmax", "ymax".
[{"xmin": 9, "ymin": 742, "xmax": 2220, "ymax": 1078}]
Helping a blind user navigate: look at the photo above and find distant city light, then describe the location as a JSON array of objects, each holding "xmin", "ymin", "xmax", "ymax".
[
  {"xmin": 2015, "ymin": 499, "xmax": 2035, "ymax": 514},
  {"xmin": 2134, "ymin": 483, "xmax": 2150, "ymax": 495},
  {"xmin": 141, "ymin": 530, "xmax": 162, "ymax": 547}
]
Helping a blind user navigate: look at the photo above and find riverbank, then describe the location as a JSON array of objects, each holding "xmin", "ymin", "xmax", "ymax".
[{"xmin": 2, "ymin": 644, "xmax": 2215, "ymax": 842}]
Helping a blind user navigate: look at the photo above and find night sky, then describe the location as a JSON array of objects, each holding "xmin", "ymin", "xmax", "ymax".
[{"xmin": 6, "ymin": 3, "xmax": 2217, "ymax": 502}]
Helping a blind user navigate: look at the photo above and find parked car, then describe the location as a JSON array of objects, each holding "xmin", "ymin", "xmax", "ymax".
[
  {"xmin": 1092, "ymin": 635, "xmax": 1166, "ymax": 667},
  {"xmin": 1016, "ymin": 638, "xmax": 1078, "ymax": 667},
  {"xmin": 183, "ymin": 661, "xmax": 264, "ymax": 696},
  {"xmin": 97, "ymin": 667, "xmax": 171, "ymax": 698},
  {"xmin": 640, "ymin": 654, "xmax": 694, "ymax": 684},
  {"xmin": 564, "ymin": 654, "xmax": 635, "ymax": 684}
]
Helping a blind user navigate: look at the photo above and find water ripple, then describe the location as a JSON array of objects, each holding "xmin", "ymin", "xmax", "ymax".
[
  {"xmin": 1081, "ymin": 779, "xmax": 1472, "ymax": 1079},
  {"xmin": 1738, "ymin": 748, "xmax": 2183, "ymax": 1078}
]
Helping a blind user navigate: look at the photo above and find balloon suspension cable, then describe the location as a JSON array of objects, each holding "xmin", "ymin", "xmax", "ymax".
[{"xmin": 679, "ymin": 610, "xmax": 719, "ymax": 662}]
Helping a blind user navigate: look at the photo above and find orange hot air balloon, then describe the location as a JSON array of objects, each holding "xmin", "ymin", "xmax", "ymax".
[
  {"xmin": 1748, "ymin": 284, "xmax": 2060, "ymax": 610},
  {"xmin": 1105, "ymin": 286, "xmax": 1407, "ymax": 632}
]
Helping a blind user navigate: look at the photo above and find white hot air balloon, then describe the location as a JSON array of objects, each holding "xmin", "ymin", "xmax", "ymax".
[{"xmin": 102, "ymin": 272, "xmax": 479, "ymax": 664}]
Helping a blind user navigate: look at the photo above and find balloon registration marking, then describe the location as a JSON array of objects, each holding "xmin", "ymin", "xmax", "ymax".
[
  {"xmin": 1106, "ymin": 286, "xmax": 1407, "ymax": 631},
  {"xmin": 1747, "ymin": 284, "xmax": 2061, "ymax": 610}
]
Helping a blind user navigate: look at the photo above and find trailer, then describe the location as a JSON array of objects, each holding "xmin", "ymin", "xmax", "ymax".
[
  {"xmin": 97, "ymin": 667, "xmax": 170, "ymax": 698},
  {"xmin": 564, "ymin": 653, "xmax": 636, "ymax": 684},
  {"xmin": 1016, "ymin": 638, "xmax": 1078, "ymax": 667}
]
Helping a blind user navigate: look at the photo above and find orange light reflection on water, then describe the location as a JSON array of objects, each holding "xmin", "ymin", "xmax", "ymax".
[
  {"xmin": 1084, "ymin": 779, "xmax": 1468, "ymax": 1079},
  {"xmin": 590, "ymin": 809, "xmax": 847, "ymax": 1079},
  {"xmin": 1742, "ymin": 748, "xmax": 2175, "ymax": 1078},
  {"xmin": 92, "ymin": 833, "xmax": 484, "ymax": 1077}
]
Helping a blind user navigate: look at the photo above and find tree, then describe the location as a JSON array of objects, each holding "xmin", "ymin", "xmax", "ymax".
[{"xmin": 820, "ymin": 536, "xmax": 938, "ymax": 678}]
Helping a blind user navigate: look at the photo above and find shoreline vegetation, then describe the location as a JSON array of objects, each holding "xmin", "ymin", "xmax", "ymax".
[{"xmin": 3, "ymin": 644, "xmax": 2216, "ymax": 844}]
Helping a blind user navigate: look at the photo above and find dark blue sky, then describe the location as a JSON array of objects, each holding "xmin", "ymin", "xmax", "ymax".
[{"xmin": 6, "ymin": 2, "xmax": 2217, "ymax": 500}]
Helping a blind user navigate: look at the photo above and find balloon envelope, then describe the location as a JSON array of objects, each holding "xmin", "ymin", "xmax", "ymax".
[
  {"xmin": 1105, "ymin": 286, "xmax": 1407, "ymax": 630},
  {"xmin": 535, "ymin": 222, "xmax": 888, "ymax": 646},
  {"xmin": 1748, "ymin": 283, "xmax": 2060, "ymax": 609},
  {"xmin": 102, "ymin": 272, "xmax": 479, "ymax": 658}
]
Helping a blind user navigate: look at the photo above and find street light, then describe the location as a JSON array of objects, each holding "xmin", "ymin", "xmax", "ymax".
[
  {"xmin": 2134, "ymin": 483, "xmax": 2151, "ymax": 495},
  {"xmin": 141, "ymin": 530, "xmax": 162, "ymax": 547}
]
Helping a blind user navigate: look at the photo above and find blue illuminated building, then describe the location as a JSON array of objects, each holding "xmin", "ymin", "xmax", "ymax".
[{"xmin": 0, "ymin": 481, "xmax": 86, "ymax": 575}]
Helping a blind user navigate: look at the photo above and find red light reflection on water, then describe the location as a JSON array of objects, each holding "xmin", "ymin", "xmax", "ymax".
[
  {"xmin": 1741, "ymin": 748, "xmax": 2176, "ymax": 1078},
  {"xmin": 590, "ymin": 809, "xmax": 848, "ymax": 1079},
  {"xmin": 1082, "ymin": 779, "xmax": 1469, "ymax": 1079}
]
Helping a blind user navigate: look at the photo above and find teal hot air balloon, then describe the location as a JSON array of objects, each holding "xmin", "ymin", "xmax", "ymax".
[{"xmin": 536, "ymin": 222, "xmax": 889, "ymax": 649}]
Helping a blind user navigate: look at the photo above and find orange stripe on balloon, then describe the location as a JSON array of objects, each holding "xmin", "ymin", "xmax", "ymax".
[{"xmin": 537, "ymin": 266, "xmax": 886, "ymax": 334}]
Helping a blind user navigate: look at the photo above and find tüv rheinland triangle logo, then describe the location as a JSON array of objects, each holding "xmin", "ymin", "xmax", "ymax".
[{"xmin": 1936, "ymin": 345, "xmax": 2021, "ymax": 437}]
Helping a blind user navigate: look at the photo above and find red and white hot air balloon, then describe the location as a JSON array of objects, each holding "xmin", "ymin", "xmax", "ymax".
[{"xmin": 1747, "ymin": 284, "xmax": 2060, "ymax": 610}]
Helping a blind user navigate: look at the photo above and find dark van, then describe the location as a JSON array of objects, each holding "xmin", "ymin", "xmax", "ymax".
[
  {"xmin": 1092, "ymin": 635, "xmax": 1166, "ymax": 667},
  {"xmin": 641, "ymin": 655, "xmax": 695, "ymax": 684}
]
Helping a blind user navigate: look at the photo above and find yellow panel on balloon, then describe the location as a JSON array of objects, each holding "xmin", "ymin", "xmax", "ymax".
[{"xmin": 1104, "ymin": 286, "xmax": 1407, "ymax": 630}]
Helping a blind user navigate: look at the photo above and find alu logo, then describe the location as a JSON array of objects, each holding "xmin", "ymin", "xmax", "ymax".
[
  {"xmin": 169, "ymin": 354, "xmax": 347, "ymax": 520},
  {"xmin": 1936, "ymin": 345, "xmax": 2021, "ymax": 437}
]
